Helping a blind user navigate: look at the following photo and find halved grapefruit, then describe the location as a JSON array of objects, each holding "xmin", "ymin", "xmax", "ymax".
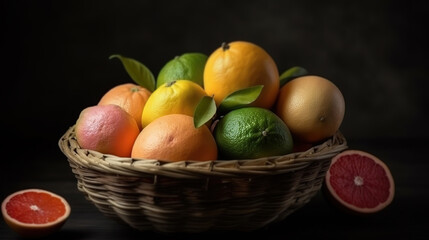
[
  {"xmin": 324, "ymin": 150, "xmax": 395, "ymax": 214},
  {"xmin": 1, "ymin": 189, "xmax": 71, "ymax": 238}
]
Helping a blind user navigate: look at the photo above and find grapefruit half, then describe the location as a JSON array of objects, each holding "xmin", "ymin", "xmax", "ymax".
[
  {"xmin": 324, "ymin": 150, "xmax": 395, "ymax": 214},
  {"xmin": 1, "ymin": 189, "xmax": 71, "ymax": 238}
]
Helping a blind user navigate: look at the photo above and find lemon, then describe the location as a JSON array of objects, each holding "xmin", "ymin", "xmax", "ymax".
[
  {"xmin": 214, "ymin": 107, "xmax": 293, "ymax": 159},
  {"xmin": 156, "ymin": 52, "xmax": 208, "ymax": 88},
  {"xmin": 141, "ymin": 80, "xmax": 207, "ymax": 128}
]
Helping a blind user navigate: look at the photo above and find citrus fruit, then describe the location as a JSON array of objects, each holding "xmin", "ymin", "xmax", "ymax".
[
  {"xmin": 75, "ymin": 104, "xmax": 140, "ymax": 157},
  {"xmin": 1, "ymin": 189, "xmax": 71, "ymax": 238},
  {"xmin": 98, "ymin": 83, "xmax": 151, "ymax": 130},
  {"xmin": 324, "ymin": 150, "xmax": 395, "ymax": 214},
  {"xmin": 132, "ymin": 114, "xmax": 217, "ymax": 162},
  {"xmin": 156, "ymin": 52, "xmax": 208, "ymax": 88},
  {"xmin": 276, "ymin": 75, "xmax": 345, "ymax": 143},
  {"xmin": 203, "ymin": 41, "xmax": 280, "ymax": 108},
  {"xmin": 213, "ymin": 107, "xmax": 293, "ymax": 159},
  {"xmin": 141, "ymin": 80, "xmax": 207, "ymax": 128}
]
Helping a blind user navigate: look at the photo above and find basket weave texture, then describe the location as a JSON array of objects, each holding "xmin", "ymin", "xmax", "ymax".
[{"xmin": 59, "ymin": 125, "xmax": 347, "ymax": 233}]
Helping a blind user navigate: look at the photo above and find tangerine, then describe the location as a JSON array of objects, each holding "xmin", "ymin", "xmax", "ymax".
[{"xmin": 98, "ymin": 83, "xmax": 151, "ymax": 130}]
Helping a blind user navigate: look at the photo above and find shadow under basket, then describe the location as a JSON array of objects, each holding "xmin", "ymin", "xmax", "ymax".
[{"xmin": 59, "ymin": 125, "xmax": 347, "ymax": 233}]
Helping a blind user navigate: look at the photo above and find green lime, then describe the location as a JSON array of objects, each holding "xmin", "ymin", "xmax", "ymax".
[
  {"xmin": 156, "ymin": 52, "xmax": 208, "ymax": 88},
  {"xmin": 214, "ymin": 107, "xmax": 294, "ymax": 160}
]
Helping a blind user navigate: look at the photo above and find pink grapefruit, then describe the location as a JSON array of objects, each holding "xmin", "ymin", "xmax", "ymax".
[
  {"xmin": 1, "ymin": 189, "xmax": 71, "ymax": 238},
  {"xmin": 324, "ymin": 150, "xmax": 395, "ymax": 214},
  {"xmin": 75, "ymin": 104, "xmax": 140, "ymax": 157}
]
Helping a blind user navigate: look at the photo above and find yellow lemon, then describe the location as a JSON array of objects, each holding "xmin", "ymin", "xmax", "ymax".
[{"xmin": 141, "ymin": 80, "xmax": 207, "ymax": 128}]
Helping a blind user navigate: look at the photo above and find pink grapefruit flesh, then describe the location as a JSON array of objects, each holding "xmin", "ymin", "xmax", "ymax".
[
  {"xmin": 1, "ymin": 189, "xmax": 71, "ymax": 238},
  {"xmin": 325, "ymin": 150, "xmax": 395, "ymax": 214}
]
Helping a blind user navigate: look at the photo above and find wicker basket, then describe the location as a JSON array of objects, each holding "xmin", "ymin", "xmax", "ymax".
[{"xmin": 59, "ymin": 125, "xmax": 347, "ymax": 233}]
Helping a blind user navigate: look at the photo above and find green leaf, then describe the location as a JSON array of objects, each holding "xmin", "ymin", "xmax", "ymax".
[
  {"xmin": 194, "ymin": 96, "xmax": 217, "ymax": 128},
  {"xmin": 218, "ymin": 85, "xmax": 263, "ymax": 114},
  {"xmin": 279, "ymin": 66, "xmax": 308, "ymax": 87},
  {"xmin": 109, "ymin": 54, "xmax": 155, "ymax": 91}
]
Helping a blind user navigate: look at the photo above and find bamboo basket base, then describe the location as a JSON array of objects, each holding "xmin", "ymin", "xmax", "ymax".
[{"xmin": 59, "ymin": 125, "xmax": 347, "ymax": 233}]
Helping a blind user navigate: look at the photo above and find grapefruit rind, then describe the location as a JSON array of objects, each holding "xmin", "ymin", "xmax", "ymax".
[
  {"xmin": 325, "ymin": 150, "xmax": 395, "ymax": 214},
  {"xmin": 1, "ymin": 189, "xmax": 71, "ymax": 238}
]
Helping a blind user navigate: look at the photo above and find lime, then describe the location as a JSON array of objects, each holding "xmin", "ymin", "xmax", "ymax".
[
  {"xmin": 156, "ymin": 52, "xmax": 208, "ymax": 88},
  {"xmin": 214, "ymin": 107, "xmax": 294, "ymax": 160}
]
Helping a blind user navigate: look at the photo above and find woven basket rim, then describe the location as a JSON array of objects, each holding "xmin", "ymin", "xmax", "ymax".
[{"xmin": 59, "ymin": 125, "xmax": 348, "ymax": 179}]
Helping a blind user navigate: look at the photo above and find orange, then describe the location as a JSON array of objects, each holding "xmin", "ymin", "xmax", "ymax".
[
  {"xmin": 132, "ymin": 114, "xmax": 217, "ymax": 162},
  {"xmin": 276, "ymin": 75, "xmax": 345, "ymax": 143},
  {"xmin": 203, "ymin": 41, "xmax": 279, "ymax": 108},
  {"xmin": 1, "ymin": 189, "xmax": 71, "ymax": 238},
  {"xmin": 98, "ymin": 83, "xmax": 151, "ymax": 130},
  {"xmin": 141, "ymin": 80, "xmax": 207, "ymax": 128},
  {"xmin": 75, "ymin": 104, "xmax": 140, "ymax": 157}
]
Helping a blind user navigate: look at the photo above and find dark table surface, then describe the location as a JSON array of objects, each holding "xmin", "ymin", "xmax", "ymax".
[{"xmin": 1, "ymin": 137, "xmax": 428, "ymax": 240}]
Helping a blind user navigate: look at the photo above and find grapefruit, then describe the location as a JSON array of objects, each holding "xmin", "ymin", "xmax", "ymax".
[
  {"xmin": 324, "ymin": 150, "xmax": 395, "ymax": 214},
  {"xmin": 75, "ymin": 104, "xmax": 140, "ymax": 157},
  {"xmin": 1, "ymin": 189, "xmax": 71, "ymax": 238}
]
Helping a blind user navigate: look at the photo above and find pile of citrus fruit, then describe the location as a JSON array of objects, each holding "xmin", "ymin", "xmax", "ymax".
[
  {"xmin": 76, "ymin": 41, "xmax": 346, "ymax": 162},
  {"xmin": 1, "ymin": 40, "xmax": 396, "ymax": 238},
  {"xmin": 74, "ymin": 40, "xmax": 394, "ymax": 216}
]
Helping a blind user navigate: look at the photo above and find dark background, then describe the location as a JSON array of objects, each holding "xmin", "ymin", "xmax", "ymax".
[
  {"xmin": 1, "ymin": 0, "xmax": 428, "ymax": 142},
  {"xmin": 1, "ymin": 0, "xmax": 428, "ymax": 239}
]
